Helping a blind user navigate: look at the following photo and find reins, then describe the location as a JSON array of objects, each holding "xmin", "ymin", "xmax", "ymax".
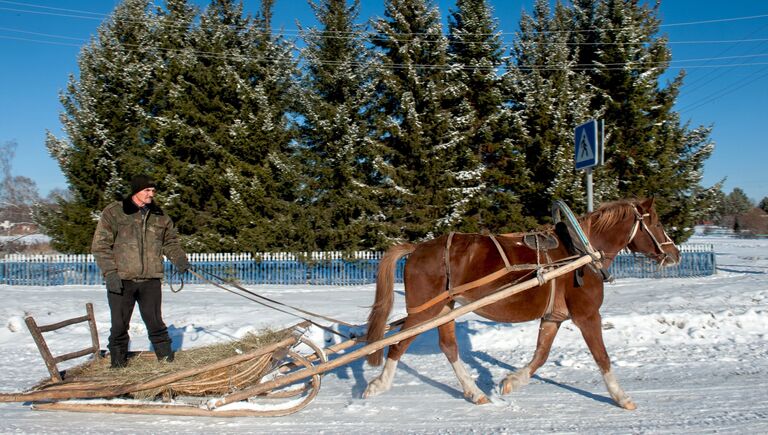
[{"xmin": 177, "ymin": 268, "xmax": 358, "ymax": 339}]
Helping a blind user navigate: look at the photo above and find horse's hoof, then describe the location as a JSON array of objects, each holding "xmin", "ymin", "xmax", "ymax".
[
  {"xmin": 500, "ymin": 380, "xmax": 512, "ymax": 395},
  {"xmin": 463, "ymin": 391, "xmax": 490, "ymax": 404},
  {"xmin": 475, "ymin": 395, "xmax": 491, "ymax": 405},
  {"xmin": 500, "ymin": 375, "xmax": 528, "ymax": 395},
  {"xmin": 362, "ymin": 380, "xmax": 386, "ymax": 399},
  {"xmin": 621, "ymin": 399, "xmax": 637, "ymax": 410}
]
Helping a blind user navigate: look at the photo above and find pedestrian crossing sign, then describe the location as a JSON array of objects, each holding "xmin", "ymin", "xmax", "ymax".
[{"xmin": 574, "ymin": 119, "xmax": 601, "ymax": 170}]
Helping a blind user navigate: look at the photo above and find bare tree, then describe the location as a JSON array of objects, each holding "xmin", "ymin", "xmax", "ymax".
[{"xmin": 1, "ymin": 140, "xmax": 41, "ymax": 229}]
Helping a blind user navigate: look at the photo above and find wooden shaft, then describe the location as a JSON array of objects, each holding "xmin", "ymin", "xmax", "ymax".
[
  {"xmin": 210, "ymin": 253, "xmax": 598, "ymax": 409},
  {"xmin": 281, "ymin": 317, "xmax": 406, "ymax": 371},
  {"xmin": 316, "ymin": 318, "xmax": 405, "ymax": 361}
]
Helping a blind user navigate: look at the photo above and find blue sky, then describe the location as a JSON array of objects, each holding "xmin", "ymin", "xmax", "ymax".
[{"xmin": 1, "ymin": 1, "xmax": 766, "ymax": 203}]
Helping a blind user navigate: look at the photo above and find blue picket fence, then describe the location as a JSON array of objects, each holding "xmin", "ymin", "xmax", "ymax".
[{"xmin": 0, "ymin": 245, "xmax": 715, "ymax": 287}]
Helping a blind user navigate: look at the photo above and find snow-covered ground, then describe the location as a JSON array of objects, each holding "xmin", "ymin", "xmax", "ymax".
[
  {"xmin": 1, "ymin": 236, "xmax": 766, "ymax": 434},
  {"xmin": 0, "ymin": 233, "xmax": 52, "ymax": 245}
]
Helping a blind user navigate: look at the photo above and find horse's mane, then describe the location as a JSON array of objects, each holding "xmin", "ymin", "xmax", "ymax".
[
  {"xmin": 498, "ymin": 198, "xmax": 645, "ymax": 237},
  {"xmin": 586, "ymin": 199, "xmax": 638, "ymax": 234}
]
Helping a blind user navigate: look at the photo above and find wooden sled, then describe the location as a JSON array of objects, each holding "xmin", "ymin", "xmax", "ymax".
[{"xmin": 0, "ymin": 307, "xmax": 325, "ymax": 417}]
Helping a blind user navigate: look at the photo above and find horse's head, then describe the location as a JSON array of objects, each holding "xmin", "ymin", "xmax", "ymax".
[{"xmin": 625, "ymin": 198, "xmax": 680, "ymax": 266}]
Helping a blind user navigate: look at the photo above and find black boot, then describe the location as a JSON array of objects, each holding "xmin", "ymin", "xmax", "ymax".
[
  {"xmin": 109, "ymin": 346, "xmax": 127, "ymax": 369},
  {"xmin": 154, "ymin": 341, "xmax": 175, "ymax": 362}
]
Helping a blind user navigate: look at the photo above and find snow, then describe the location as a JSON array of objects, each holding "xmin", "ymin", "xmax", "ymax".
[
  {"xmin": 1, "ymin": 235, "xmax": 767, "ymax": 433},
  {"xmin": 0, "ymin": 234, "xmax": 51, "ymax": 245}
]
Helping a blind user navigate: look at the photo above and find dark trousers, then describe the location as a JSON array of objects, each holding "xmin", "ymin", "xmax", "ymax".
[{"xmin": 107, "ymin": 278, "xmax": 171, "ymax": 351}]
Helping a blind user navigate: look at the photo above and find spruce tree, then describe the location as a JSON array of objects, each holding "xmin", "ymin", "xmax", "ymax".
[
  {"xmin": 43, "ymin": 0, "xmax": 300, "ymax": 253},
  {"xmin": 295, "ymin": 0, "xmax": 385, "ymax": 250},
  {"xmin": 446, "ymin": 0, "xmax": 533, "ymax": 233},
  {"xmin": 43, "ymin": 0, "xmax": 162, "ymax": 252},
  {"xmin": 155, "ymin": 0, "xmax": 299, "ymax": 252},
  {"xmin": 370, "ymin": 0, "xmax": 470, "ymax": 241},
  {"xmin": 505, "ymin": 0, "xmax": 597, "ymax": 220},
  {"xmin": 759, "ymin": 197, "xmax": 768, "ymax": 214},
  {"xmin": 571, "ymin": 0, "xmax": 715, "ymax": 239}
]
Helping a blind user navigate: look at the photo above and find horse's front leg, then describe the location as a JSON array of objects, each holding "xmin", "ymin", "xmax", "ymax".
[
  {"xmin": 501, "ymin": 319, "xmax": 561, "ymax": 394},
  {"xmin": 573, "ymin": 312, "xmax": 637, "ymax": 410},
  {"xmin": 438, "ymin": 319, "xmax": 489, "ymax": 404}
]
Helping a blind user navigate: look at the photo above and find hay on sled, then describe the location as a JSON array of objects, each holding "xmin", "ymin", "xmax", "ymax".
[{"xmin": 62, "ymin": 329, "xmax": 292, "ymax": 400}]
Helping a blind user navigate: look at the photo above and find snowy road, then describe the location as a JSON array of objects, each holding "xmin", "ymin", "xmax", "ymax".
[{"xmin": 1, "ymin": 236, "xmax": 766, "ymax": 433}]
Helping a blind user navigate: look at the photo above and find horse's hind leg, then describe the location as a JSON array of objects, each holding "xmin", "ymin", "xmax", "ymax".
[
  {"xmin": 573, "ymin": 313, "xmax": 637, "ymax": 410},
  {"xmin": 501, "ymin": 319, "xmax": 561, "ymax": 394},
  {"xmin": 438, "ymin": 319, "xmax": 489, "ymax": 404},
  {"xmin": 363, "ymin": 317, "xmax": 422, "ymax": 399}
]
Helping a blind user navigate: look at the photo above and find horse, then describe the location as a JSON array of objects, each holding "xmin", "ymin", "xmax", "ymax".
[{"xmin": 363, "ymin": 198, "xmax": 680, "ymax": 410}]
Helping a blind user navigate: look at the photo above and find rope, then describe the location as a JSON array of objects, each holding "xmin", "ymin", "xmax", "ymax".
[
  {"xmin": 188, "ymin": 269, "xmax": 355, "ymax": 339},
  {"xmin": 169, "ymin": 269, "xmax": 185, "ymax": 293}
]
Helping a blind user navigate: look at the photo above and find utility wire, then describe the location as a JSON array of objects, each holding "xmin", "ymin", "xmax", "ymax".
[
  {"xmin": 3, "ymin": 21, "xmax": 768, "ymax": 47},
  {"xmin": 678, "ymin": 65, "xmax": 768, "ymax": 114},
  {"xmin": 3, "ymin": 0, "xmax": 765, "ymax": 112},
  {"xmin": 1, "ymin": 0, "xmax": 766, "ymax": 39},
  {"xmin": 1, "ymin": 23, "xmax": 767, "ymax": 71},
  {"xmin": 2, "ymin": 31, "xmax": 765, "ymax": 73}
]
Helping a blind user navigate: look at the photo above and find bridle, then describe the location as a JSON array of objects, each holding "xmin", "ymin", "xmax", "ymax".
[{"xmin": 626, "ymin": 204, "xmax": 676, "ymax": 266}]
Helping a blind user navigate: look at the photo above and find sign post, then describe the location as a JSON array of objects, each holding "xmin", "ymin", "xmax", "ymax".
[{"xmin": 574, "ymin": 119, "xmax": 603, "ymax": 212}]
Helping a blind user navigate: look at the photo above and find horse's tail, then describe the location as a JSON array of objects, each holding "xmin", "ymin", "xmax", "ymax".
[{"xmin": 366, "ymin": 243, "xmax": 416, "ymax": 366}]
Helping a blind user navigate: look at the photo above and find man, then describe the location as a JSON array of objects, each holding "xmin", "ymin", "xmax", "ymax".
[{"xmin": 92, "ymin": 175, "xmax": 190, "ymax": 368}]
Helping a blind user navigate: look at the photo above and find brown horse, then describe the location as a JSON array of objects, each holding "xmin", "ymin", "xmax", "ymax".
[{"xmin": 363, "ymin": 198, "xmax": 680, "ymax": 409}]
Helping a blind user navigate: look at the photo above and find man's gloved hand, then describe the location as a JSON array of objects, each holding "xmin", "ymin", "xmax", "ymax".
[
  {"xmin": 105, "ymin": 272, "xmax": 123, "ymax": 295},
  {"xmin": 176, "ymin": 257, "xmax": 191, "ymax": 274}
]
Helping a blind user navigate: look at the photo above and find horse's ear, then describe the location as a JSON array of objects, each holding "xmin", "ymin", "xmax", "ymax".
[{"xmin": 639, "ymin": 197, "xmax": 655, "ymax": 212}]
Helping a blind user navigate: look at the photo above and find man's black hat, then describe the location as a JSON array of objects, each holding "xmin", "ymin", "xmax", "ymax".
[{"xmin": 130, "ymin": 175, "xmax": 156, "ymax": 195}]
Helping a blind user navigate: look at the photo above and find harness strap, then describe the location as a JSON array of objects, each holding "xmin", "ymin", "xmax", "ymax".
[
  {"xmin": 543, "ymin": 278, "xmax": 557, "ymax": 318},
  {"xmin": 444, "ymin": 232, "xmax": 455, "ymax": 291},
  {"xmin": 409, "ymin": 234, "xmax": 541, "ymax": 315},
  {"xmin": 541, "ymin": 251, "xmax": 557, "ymax": 318},
  {"xmin": 407, "ymin": 266, "xmax": 539, "ymax": 314},
  {"xmin": 489, "ymin": 234, "xmax": 512, "ymax": 269}
]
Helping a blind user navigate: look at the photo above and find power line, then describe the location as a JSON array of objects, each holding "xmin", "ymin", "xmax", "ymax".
[
  {"xmin": 2, "ymin": 20, "xmax": 768, "ymax": 51},
  {"xmin": 0, "ymin": 34, "xmax": 80, "ymax": 47},
  {"xmin": 0, "ymin": 6, "xmax": 103, "ymax": 21},
  {"xmin": 2, "ymin": 30, "xmax": 765, "ymax": 74},
  {"xmin": 2, "ymin": 1, "xmax": 765, "ymax": 116},
  {"xmin": 678, "ymin": 65, "xmax": 768, "ymax": 114},
  {"xmin": 0, "ymin": 25, "xmax": 85, "ymax": 41},
  {"xmin": 1, "ymin": 0, "xmax": 767, "ymax": 39},
  {"xmin": 0, "ymin": 0, "xmax": 103, "ymax": 16},
  {"xmin": 661, "ymin": 14, "xmax": 768, "ymax": 28}
]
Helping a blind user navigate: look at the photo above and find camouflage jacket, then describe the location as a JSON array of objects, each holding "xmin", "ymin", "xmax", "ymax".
[{"xmin": 91, "ymin": 198, "xmax": 187, "ymax": 280}]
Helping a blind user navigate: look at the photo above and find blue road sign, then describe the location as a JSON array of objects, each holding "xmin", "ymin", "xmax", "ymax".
[{"xmin": 574, "ymin": 119, "xmax": 598, "ymax": 170}]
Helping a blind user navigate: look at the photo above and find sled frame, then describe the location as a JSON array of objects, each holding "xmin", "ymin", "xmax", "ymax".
[{"xmin": 25, "ymin": 302, "xmax": 101, "ymax": 382}]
